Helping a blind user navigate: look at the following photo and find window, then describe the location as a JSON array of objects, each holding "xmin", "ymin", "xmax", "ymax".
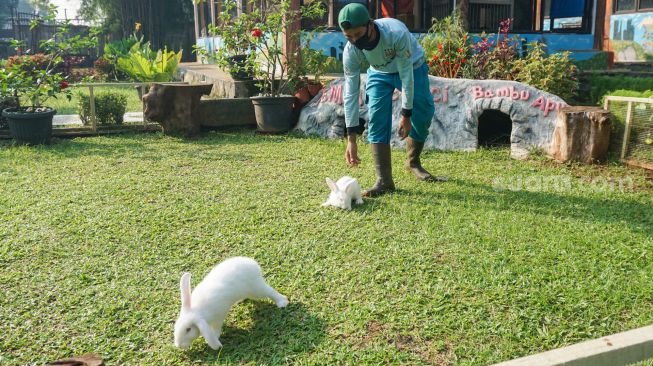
[
  {"xmin": 542, "ymin": 0, "xmax": 591, "ymax": 33},
  {"xmin": 615, "ymin": 0, "xmax": 636, "ymax": 12},
  {"xmin": 421, "ymin": 0, "xmax": 453, "ymax": 30},
  {"xmin": 614, "ymin": 0, "xmax": 653, "ymax": 12}
]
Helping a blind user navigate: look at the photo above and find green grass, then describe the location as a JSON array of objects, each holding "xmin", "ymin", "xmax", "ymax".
[
  {"xmin": 1, "ymin": 131, "xmax": 652, "ymax": 365},
  {"xmin": 45, "ymin": 86, "xmax": 144, "ymax": 115}
]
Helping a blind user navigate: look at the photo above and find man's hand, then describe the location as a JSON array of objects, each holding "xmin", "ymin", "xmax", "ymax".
[
  {"xmin": 398, "ymin": 116, "xmax": 411, "ymax": 140},
  {"xmin": 345, "ymin": 134, "xmax": 361, "ymax": 167}
]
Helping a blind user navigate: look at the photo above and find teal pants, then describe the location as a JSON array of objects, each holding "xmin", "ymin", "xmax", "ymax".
[{"xmin": 365, "ymin": 62, "xmax": 434, "ymax": 144}]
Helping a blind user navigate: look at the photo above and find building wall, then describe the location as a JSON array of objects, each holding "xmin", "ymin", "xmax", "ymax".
[
  {"xmin": 307, "ymin": 31, "xmax": 599, "ymax": 62},
  {"xmin": 610, "ymin": 12, "xmax": 653, "ymax": 62}
]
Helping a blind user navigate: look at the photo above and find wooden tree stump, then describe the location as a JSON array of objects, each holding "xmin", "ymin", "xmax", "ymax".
[
  {"xmin": 143, "ymin": 83, "xmax": 213, "ymax": 137},
  {"xmin": 549, "ymin": 106, "xmax": 612, "ymax": 164}
]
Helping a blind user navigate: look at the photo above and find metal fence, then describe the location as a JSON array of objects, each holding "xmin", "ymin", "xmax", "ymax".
[
  {"xmin": 469, "ymin": 2, "xmax": 512, "ymax": 33},
  {"xmin": 604, "ymin": 96, "xmax": 653, "ymax": 166},
  {"xmin": 2, "ymin": 11, "xmax": 93, "ymax": 59}
]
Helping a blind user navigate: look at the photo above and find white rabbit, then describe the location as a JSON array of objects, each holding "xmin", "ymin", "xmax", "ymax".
[
  {"xmin": 174, "ymin": 257, "xmax": 288, "ymax": 350},
  {"xmin": 321, "ymin": 176, "xmax": 363, "ymax": 210}
]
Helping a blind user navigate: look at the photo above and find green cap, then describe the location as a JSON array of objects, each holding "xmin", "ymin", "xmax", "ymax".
[{"xmin": 338, "ymin": 3, "xmax": 370, "ymax": 30}]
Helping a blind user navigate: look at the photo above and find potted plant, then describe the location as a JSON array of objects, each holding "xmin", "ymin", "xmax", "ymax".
[
  {"xmin": 289, "ymin": 40, "xmax": 337, "ymax": 108},
  {"xmin": 194, "ymin": 0, "xmax": 257, "ymax": 80},
  {"xmin": 0, "ymin": 6, "xmax": 99, "ymax": 145},
  {"xmin": 246, "ymin": 0, "xmax": 325, "ymax": 133}
]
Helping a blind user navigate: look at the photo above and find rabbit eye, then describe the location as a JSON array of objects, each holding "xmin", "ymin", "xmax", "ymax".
[{"xmin": 186, "ymin": 327, "xmax": 191, "ymax": 332}]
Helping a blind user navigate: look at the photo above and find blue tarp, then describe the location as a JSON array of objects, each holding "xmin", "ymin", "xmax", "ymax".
[{"xmin": 550, "ymin": 0, "xmax": 586, "ymax": 19}]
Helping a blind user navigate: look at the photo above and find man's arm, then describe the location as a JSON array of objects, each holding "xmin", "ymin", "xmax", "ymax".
[{"xmin": 343, "ymin": 45, "xmax": 364, "ymax": 165}]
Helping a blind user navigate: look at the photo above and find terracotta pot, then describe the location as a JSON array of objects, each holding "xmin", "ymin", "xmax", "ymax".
[
  {"xmin": 294, "ymin": 87, "xmax": 311, "ymax": 105},
  {"xmin": 307, "ymin": 82, "xmax": 323, "ymax": 98}
]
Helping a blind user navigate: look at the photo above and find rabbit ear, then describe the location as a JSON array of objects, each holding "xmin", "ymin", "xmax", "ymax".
[
  {"xmin": 325, "ymin": 178, "xmax": 338, "ymax": 192},
  {"xmin": 180, "ymin": 272, "xmax": 191, "ymax": 310},
  {"xmin": 196, "ymin": 317, "xmax": 222, "ymax": 350}
]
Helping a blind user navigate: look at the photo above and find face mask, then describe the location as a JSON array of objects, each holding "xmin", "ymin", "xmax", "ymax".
[{"xmin": 353, "ymin": 25, "xmax": 375, "ymax": 50}]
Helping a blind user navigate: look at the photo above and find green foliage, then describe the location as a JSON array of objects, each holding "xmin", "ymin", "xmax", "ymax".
[
  {"xmin": 589, "ymin": 75, "xmax": 653, "ymax": 105},
  {"xmin": 420, "ymin": 11, "xmax": 470, "ymax": 78},
  {"xmin": 248, "ymin": 0, "xmax": 325, "ymax": 96},
  {"xmin": 116, "ymin": 42, "xmax": 182, "ymax": 82},
  {"xmin": 287, "ymin": 34, "xmax": 337, "ymax": 92},
  {"xmin": 77, "ymin": 91, "xmax": 128, "ymax": 125},
  {"xmin": 101, "ymin": 34, "xmax": 140, "ymax": 80},
  {"xmin": 0, "ymin": 5, "xmax": 99, "ymax": 108},
  {"xmin": 573, "ymin": 52, "xmax": 609, "ymax": 71},
  {"xmin": 421, "ymin": 16, "xmax": 578, "ymax": 99},
  {"xmin": 512, "ymin": 42, "xmax": 579, "ymax": 101},
  {"xmin": 194, "ymin": 0, "xmax": 258, "ymax": 78}
]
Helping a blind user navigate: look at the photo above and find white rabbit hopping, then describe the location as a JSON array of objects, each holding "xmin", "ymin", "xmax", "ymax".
[{"xmin": 174, "ymin": 257, "xmax": 288, "ymax": 350}]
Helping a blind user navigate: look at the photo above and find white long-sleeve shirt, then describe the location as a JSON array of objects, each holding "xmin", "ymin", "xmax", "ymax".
[{"xmin": 343, "ymin": 18, "xmax": 426, "ymax": 129}]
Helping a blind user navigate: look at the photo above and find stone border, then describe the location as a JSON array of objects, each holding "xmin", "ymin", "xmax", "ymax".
[{"xmin": 492, "ymin": 324, "xmax": 653, "ymax": 366}]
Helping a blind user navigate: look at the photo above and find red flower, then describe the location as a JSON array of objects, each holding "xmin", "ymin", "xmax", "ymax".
[
  {"xmin": 437, "ymin": 44, "xmax": 443, "ymax": 50},
  {"xmin": 457, "ymin": 47, "xmax": 464, "ymax": 54},
  {"xmin": 60, "ymin": 81, "xmax": 69, "ymax": 89},
  {"xmin": 251, "ymin": 28, "xmax": 262, "ymax": 38},
  {"xmin": 461, "ymin": 58, "xmax": 467, "ymax": 63},
  {"xmin": 443, "ymin": 61, "xmax": 449, "ymax": 65},
  {"xmin": 428, "ymin": 61, "xmax": 432, "ymax": 67},
  {"xmin": 464, "ymin": 34, "xmax": 468, "ymax": 40},
  {"xmin": 432, "ymin": 55, "xmax": 439, "ymax": 60}
]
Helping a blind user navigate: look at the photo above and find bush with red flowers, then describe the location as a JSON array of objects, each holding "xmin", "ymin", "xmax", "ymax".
[{"xmin": 420, "ymin": 11, "xmax": 470, "ymax": 79}]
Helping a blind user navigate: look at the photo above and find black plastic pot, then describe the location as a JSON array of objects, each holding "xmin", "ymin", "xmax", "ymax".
[
  {"xmin": 2, "ymin": 107, "xmax": 56, "ymax": 145},
  {"xmin": 251, "ymin": 96, "xmax": 295, "ymax": 133}
]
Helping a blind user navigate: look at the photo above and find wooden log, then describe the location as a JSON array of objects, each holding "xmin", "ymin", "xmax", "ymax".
[
  {"xmin": 142, "ymin": 83, "xmax": 213, "ymax": 137},
  {"xmin": 549, "ymin": 106, "xmax": 612, "ymax": 164}
]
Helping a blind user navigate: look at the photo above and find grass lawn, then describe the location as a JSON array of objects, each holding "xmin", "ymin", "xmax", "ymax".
[
  {"xmin": 1, "ymin": 130, "xmax": 652, "ymax": 365},
  {"xmin": 45, "ymin": 86, "xmax": 144, "ymax": 115}
]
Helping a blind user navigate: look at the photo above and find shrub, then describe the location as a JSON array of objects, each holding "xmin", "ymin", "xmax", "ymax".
[
  {"xmin": 420, "ymin": 12, "xmax": 470, "ymax": 78},
  {"xmin": 462, "ymin": 19, "xmax": 519, "ymax": 80},
  {"xmin": 512, "ymin": 42, "xmax": 578, "ymax": 101},
  {"xmin": 77, "ymin": 91, "xmax": 128, "ymax": 125},
  {"xmin": 589, "ymin": 75, "xmax": 653, "ymax": 105}
]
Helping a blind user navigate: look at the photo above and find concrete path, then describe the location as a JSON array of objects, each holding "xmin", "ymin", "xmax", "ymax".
[{"xmin": 53, "ymin": 112, "xmax": 144, "ymax": 126}]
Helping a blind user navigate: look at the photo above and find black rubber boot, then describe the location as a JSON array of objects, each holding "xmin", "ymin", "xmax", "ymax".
[
  {"xmin": 405, "ymin": 137, "xmax": 448, "ymax": 182},
  {"xmin": 363, "ymin": 143, "xmax": 396, "ymax": 197}
]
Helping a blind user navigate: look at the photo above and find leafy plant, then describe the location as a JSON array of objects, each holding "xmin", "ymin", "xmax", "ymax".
[
  {"xmin": 77, "ymin": 91, "xmax": 128, "ymax": 125},
  {"xmin": 588, "ymin": 75, "xmax": 653, "ymax": 105},
  {"xmin": 247, "ymin": 0, "xmax": 325, "ymax": 96},
  {"xmin": 512, "ymin": 42, "xmax": 578, "ymax": 101},
  {"xmin": 0, "ymin": 5, "xmax": 99, "ymax": 110},
  {"xmin": 420, "ymin": 11, "xmax": 470, "ymax": 78},
  {"xmin": 116, "ymin": 43, "xmax": 182, "ymax": 82},
  {"xmin": 287, "ymin": 34, "xmax": 337, "ymax": 92},
  {"xmin": 462, "ymin": 19, "xmax": 519, "ymax": 80},
  {"xmin": 193, "ymin": 0, "xmax": 258, "ymax": 78}
]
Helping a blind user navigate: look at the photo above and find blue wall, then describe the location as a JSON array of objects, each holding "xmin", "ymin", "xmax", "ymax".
[
  {"xmin": 195, "ymin": 30, "xmax": 600, "ymax": 64},
  {"xmin": 307, "ymin": 30, "xmax": 599, "ymax": 62}
]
